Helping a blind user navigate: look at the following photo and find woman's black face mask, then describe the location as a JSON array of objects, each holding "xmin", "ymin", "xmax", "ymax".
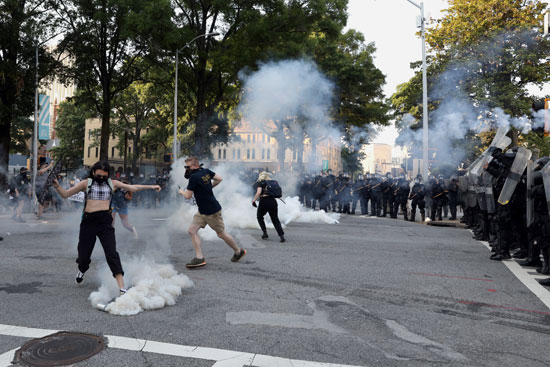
[{"xmin": 94, "ymin": 174, "xmax": 108, "ymax": 184}]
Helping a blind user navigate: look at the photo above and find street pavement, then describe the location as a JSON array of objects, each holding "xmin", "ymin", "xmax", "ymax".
[{"xmin": 1, "ymin": 206, "xmax": 550, "ymax": 367}]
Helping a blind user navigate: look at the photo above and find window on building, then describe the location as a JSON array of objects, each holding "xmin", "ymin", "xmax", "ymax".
[
  {"xmin": 237, "ymin": 149, "xmax": 241, "ymax": 159},
  {"xmin": 218, "ymin": 149, "xmax": 222, "ymax": 159},
  {"xmin": 252, "ymin": 149, "xmax": 255, "ymax": 159},
  {"xmin": 95, "ymin": 147, "xmax": 98, "ymax": 158},
  {"xmin": 293, "ymin": 150, "xmax": 297, "ymax": 161},
  {"xmin": 88, "ymin": 130, "xmax": 93, "ymax": 140},
  {"xmin": 232, "ymin": 149, "xmax": 235, "ymax": 159},
  {"xmin": 88, "ymin": 146, "xmax": 91, "ymax": 158},
  {"xmin": 252, "ymin": 134, "xmax": 256, "ymax": 143},
  {"xmin": 262, "ymin": 134, "xmax": 265, "ymax": 143},
  {"xmin": 247, "ymin": 134, "xmax": 250, "ymax": 142},
  {"xmin": 267, "ymin": 149, "xmax": 271, "ymax": 160},
  {"xmin": 111, "ymin": 147, "xmax": 115, "ymax": 157},
  {"xmin": 128, "ymin": 147, "xmax": 132, "ymax": 155},
  {"xmin": 223, "ymin": 149, "xmax": 226, "ymax": 159},
  {"xmin": 247, "ymin": 149, "xmax": 250, "ymax": 159},
  {"xmin": 262, "ymin": 149, "xmax": 265, "ymax": 159}
]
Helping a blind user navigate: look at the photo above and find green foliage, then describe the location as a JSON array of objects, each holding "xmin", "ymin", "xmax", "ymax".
[
  {"xmin": 55, "ymin": 0, "xmax": 176, "ymax": 160},
  {"xmin": 340, "ymin": 146, "xmax": 364, "ymax": 174},
  {"xmin": 523, "ymin": 132, "xmax": 550, "ymax": 158},
  {"xmin": 391, "ymin": 0, "xmax": 550, "ymax": 166},
  {"xmin": 0, "ymin": 0, "xmax": 59, "ymax": 185}
]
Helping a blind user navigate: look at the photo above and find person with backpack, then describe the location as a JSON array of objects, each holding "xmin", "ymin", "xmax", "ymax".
[
  {"xmin": 51, "ymin": 161, "xmax": 161, "ymax": 295},
  {"xmin": 252, "ymin": 171, "xmax": 285, "ymax": 243}
]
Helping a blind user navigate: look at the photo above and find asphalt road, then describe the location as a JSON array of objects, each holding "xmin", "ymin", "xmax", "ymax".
[{"xmin": 1, "ymin": 206, "xmax": 550, "ymax": 367}]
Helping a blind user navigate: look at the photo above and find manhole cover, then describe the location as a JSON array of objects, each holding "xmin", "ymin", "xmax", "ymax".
[{"xmin": 16, "ymin": 331, "xmax": 105, "ymax": 366}]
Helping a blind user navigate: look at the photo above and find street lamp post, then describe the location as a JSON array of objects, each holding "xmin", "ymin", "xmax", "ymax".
[
  {"xmin": 173, "ymin": 32, "xmax": 219, "ymax": 161},
  {"xmin": 405, "ymin": 0, "xmax": 429, "ymax": 181}
]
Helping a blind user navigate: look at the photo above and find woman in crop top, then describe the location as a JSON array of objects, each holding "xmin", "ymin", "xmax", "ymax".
[
  {"xmin": 52, "ymin": 161, "xmax": 161, "ymax": 295},
  {"xmin": 252, "ymin": 171, "xmax": 285, "ymax": 243}
]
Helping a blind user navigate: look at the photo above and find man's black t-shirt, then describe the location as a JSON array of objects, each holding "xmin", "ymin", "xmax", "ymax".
[{"xmin": 187, "ymin": 168, "xmax": 222, "ymax": 215}]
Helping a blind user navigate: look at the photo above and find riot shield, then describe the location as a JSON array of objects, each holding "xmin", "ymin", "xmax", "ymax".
[
  {"xmin": 497, "ymin": 147, "xmax": 532, "ymax": 205},
  {"xmin": 542, "ymin": 161, "xmax": 550, "ymax": 220},
  {"xmin": 483, "ymin": 171, "xmax": 496, "ymax": 214},
  {"xmin": 458, "ymin": 176, "xmax": 468, "ymax": 193},
  {"xmin": 526, "ymin": 160, "xmax": 534, "ymax": 226},
  {"xmin": 470, "ymin": 127, "xmax": 512, "ymax": 176},
  {"xmin": 475, "ymin": 176, "xmax": 487, "ymax": 211},
  {"xmin": 465, "ymin": 173, "xmax": 478, "ymax": 208}
]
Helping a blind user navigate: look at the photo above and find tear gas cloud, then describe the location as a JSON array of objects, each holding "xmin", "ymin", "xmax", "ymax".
[
  {"xmin": 396, "ymin": 30, "xmax": 547, "ymax": 167},
  {"xmin": 238, "ymin": 59, "xmax": 344, "ymax": 172},
  {"xmin": 167, "ymin": 161, "xmax": 340, "ymax": 242}
]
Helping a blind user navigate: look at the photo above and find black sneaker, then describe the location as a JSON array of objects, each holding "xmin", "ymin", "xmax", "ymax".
[
  {"xmin": 231, "ymin": 249, "xmax": 247, "ymax": 262},
  {"xmin": 75, "ymin": 271, "xmax": 85, "ymax": 284},
  {"xmin": 280, "ymin": 236, "xmax": 286, "ymax": 243},
  {"xmin": 261, "ymin": 233, "xmax": 269, "ymax": 239},
  {"xmin": 186, "ymin": 257, "xmax": 206, "ymax": 268}
]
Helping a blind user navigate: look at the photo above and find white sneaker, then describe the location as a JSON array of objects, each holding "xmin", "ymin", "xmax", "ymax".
[
  {"xmin": 132, "ymin": 226, "xmax": 139, "ymax": 240},
  {"xmin": 120, "ymin": 288, "xmax": 128, "ymax": 295}
]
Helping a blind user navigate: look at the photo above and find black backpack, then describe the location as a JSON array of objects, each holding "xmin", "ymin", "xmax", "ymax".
[{"xmin": 265, "ymin": 180, "xmax": 282, "ymax": 198}]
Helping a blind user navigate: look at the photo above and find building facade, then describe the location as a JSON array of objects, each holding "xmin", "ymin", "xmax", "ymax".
[
  {"xmin": 83, "ymin": 118, "xmax": 167, "ymax": 175},
  {"xmin": 209, "ymin": 121, "xmax": 342, "ymax": 173}
]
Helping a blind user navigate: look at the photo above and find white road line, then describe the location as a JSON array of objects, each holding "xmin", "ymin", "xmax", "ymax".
[
  {"xmin": 0, "ymin": 348, "xmax": 18, "ymax": 367},
  {"xmin": 477, "ymin": 239, "xmax": 550, "ymax": 310},
  {"xmin": 0, "ymin": 323, "xmax": 364, "ymax": 367}
]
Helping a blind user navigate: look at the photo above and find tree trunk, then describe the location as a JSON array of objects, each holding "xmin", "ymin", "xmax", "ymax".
[
  {"xmin": 131, "ymin": 119, "xmax": 141, "ymax": 171},
  {"xmin": 123, "ymin": 131, "xmax": 128, "ymax": 170},
  {"xmin": 0, "ymin": 109, "xmax": 12, "ymax": 189},
  {"xmin": 100, "ymin": 92, "xmax": 111, "ymax": 161}
]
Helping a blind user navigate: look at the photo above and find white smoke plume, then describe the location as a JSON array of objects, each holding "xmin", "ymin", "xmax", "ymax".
[
  {"xmin": 396, "ymin": 29, "xmax": 548, "ymax": 167},
  {"xmin": 238, "ymin": 59, "xmax": 342, "ymax": 172},
  {"xmin": 89, "ymin": 257, "xmax": 194, "ymax": 316},
  {"xmin": 166, "ymin": 161, "xmax": 340, "ymax": 242}
]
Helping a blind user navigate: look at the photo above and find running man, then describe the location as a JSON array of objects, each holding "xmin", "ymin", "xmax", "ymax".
[{"xmin": 178, "ymin": 156, "xmax": 246, "ymax": 268}]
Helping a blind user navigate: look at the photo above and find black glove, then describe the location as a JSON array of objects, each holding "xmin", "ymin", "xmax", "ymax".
[{"xmin": 252, "ymin": 201, "xmax": 257, "ymax": 208}]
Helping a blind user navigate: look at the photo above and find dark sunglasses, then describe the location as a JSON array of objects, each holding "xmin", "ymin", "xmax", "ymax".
[
  {"xmin": 184, "ymin": 166, "xmax": 190, "ymax": 169},
  {"xmin": 95, "ymin": 175, "xmax": 108, "ymax": 179}
]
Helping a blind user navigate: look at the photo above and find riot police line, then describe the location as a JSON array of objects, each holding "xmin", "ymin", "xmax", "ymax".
[
  {"xmin": 296, "ymin": 169, "xmax": 458, "ymax": 223},
  {"xmin": 296, "ymin": 126, "xmax": 550, "ymax": 288}
]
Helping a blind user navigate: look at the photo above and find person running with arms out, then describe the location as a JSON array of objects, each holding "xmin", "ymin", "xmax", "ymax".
[
  {"xmin": 111, "ymin": 175, "xmax": 138, "ymax": 239},
  {"xmin": 178, "ymin": 157, "xmax": 246, "ymax": 268},
  {"xmin": 52, "ymin": 161, "xmax": 161, "ymax": 294},
  {"xmin": 252, "ymin": 171, "xmax": 285, "ymax": 242}
]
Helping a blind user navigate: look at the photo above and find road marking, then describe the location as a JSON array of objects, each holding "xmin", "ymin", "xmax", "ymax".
[
  {"xmin": 0, "ymin": 323, "xmax": 364, "ymax": 367},
  {"xmin": 0, "ymin": 348, "xmax": 17, "ymax": 367},
  {"xmin": 151, "ymin": 218, "xmax": 168, "ymax": 221},
  {"xmin": 477, "ymin": 239, "xmax": 550, "ymax": 310}
]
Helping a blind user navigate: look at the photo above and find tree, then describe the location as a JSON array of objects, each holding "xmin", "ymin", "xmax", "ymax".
[
  {"xmin": 54, "ymin": 0, "xmax": 175, "ymax": 161},
  {"xmin": 0, "ymin": 0, "xmax": 58, "ymax": 187},
  {"xmin": 171, "ymin": 0, "xmax": 349, "ymax": 158},
  {"xmin": 50, "ymin": 97, "xmax": 93, "ymax": 169},
  {"xmin": 391, "ymin": 0, "xmax": 550, "ymax": 166},
  {"xmin": 112, "ymin": 81, "xmax": 160, "ymax": 171}
]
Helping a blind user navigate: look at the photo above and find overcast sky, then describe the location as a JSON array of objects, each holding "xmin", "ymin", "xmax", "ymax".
[{"xmin": 346, "ymin": 0, "xmax": 449, "ymax": 146}]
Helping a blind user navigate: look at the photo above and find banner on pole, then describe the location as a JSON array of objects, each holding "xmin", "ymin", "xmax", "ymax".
[{"xmin": 38, "ymin": 94, "xmax": 50, "ymax": 140}]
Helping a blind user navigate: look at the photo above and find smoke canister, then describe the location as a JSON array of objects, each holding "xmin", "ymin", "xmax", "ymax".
[{"xmin": 96, "ymin": 303, "xmax": 109, "ymax": 312}]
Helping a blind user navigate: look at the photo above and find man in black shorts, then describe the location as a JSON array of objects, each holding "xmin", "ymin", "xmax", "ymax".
[{"xmin": 178, "ymin": 157, "xmax": 246, "ymax": 268}]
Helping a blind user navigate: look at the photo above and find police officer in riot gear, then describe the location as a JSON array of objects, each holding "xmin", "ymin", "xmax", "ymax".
[{"xmin": 409, "ymin": 174, "xmax": 426, "ymax": 222}]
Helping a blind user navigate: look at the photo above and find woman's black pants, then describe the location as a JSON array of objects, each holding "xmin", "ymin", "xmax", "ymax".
[
  {"xmin": 257, "ymin": 197, "xmax": 284, "ymax": 237},
  {"xmin": 77, "ymin": 210, "xmax": 124, "ymax": 277}
]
